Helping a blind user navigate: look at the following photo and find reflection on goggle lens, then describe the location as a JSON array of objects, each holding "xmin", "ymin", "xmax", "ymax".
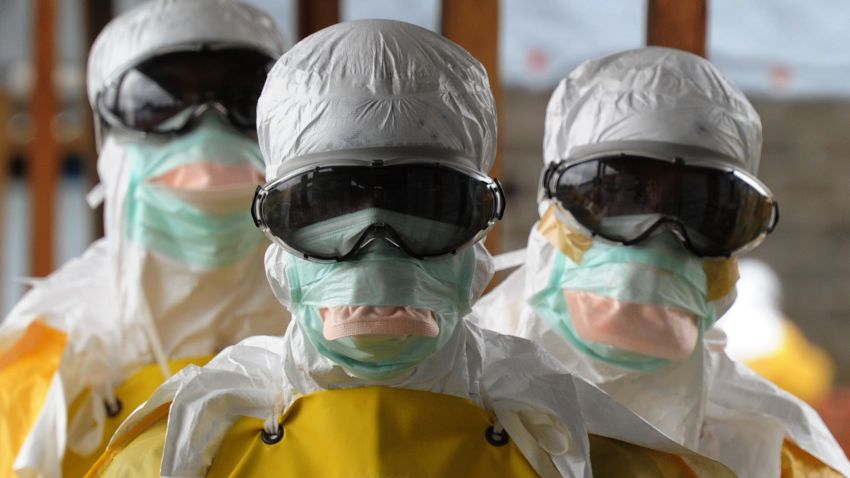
[
  {"xmin": 253, "ymin": 161, "xmax": 505, "ymax": 262},
  {"xmin": 97, "ymin": 47, "xmax": 274, "ymax": 134},
  {"xmin": 543, "ymin": 155, "xmax": 778, "ymax": 257}
]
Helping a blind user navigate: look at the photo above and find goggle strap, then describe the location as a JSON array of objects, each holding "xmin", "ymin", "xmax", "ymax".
[
  {"xmin": 769, "ymin": 201, "xmax": 780, "ymax": 232},
  {"xmin": 542, "ymin": 162, "xmax": 559, "ymax": 199},
  {"xmin": 493, "ymin": 179, "xmax": 506, "ymax": 220},
  {"xmin": 251, "ymin": 185, "xmax": 264, "ymax": 228}
]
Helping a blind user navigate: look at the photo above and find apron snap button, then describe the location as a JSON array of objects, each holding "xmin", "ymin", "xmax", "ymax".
[
  {"xmin": 485, "ymin": 425, "xmax": 510, "ymax": 447},
  {"xmin": 261, "ymin": 425, "xmax": 284, "ymax": 445},
  {"xmin": 105, "ymin": 398, "xmax": 123, "ymax": 418}
]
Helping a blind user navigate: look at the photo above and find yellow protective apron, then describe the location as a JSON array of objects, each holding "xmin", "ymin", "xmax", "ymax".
[
  {"xmin": 0, "ymin": 314, "xmax": 209, "ymax": 478},
  {"xmin": 92, "ymin": 386, "xmax": 538, "ymax": 477},
  {"xmin": 0, "ymin": 321, "xmax": 67, "ymax": 478},
  {"xmin": 781, "ymin": 439, "xmax": 843, "ymax": 478},
  {"xmin": 591, "ymin": 435, "xmax": 727, "ymax": 478},
  {"xmin": 90, "ymin": 386, "xmax": 725, "ymax": 478},
  {"xmin": 62, "ymin": 355, "xmax": 211, "ymax": 476}
]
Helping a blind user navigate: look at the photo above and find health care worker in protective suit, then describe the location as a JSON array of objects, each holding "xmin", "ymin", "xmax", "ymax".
[
  {"xmin": 475, "ymin": 47, "xmax": 850, "ymax": 477},
  {"xmin": 0, "ymin": 1, "xmax": 288, "ymax": 476},
  {"xmin": 88, "ymin": 21, "xmax": 735, "ymax": 478}
]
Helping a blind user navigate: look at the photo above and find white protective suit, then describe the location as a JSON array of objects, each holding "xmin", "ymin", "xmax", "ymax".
[
  {"xmin": 475, "ymin": 47, "xmax": 850, "ymax": 477},
  {"xmin": 93, "ymin": 22, "xmax": 734, "ymax": 478},
  {"xmin": 0, "ymin": 1, "xmax": 287, "ymax": 476}
]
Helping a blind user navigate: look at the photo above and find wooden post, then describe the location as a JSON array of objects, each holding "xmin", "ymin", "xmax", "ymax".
[
  {"xmin": 82, "ymin": 0, "xmax": 114, "ymax": 240},
  {"xmin": 0, "ymin": 91, "xmax": 10, "ymax": 297},
  {"xmin": 441, "ymin": 0, "xmax": 503, "ymax": 256},
  {"xmin": 646, "ymin": 0, "xmax": 707, "ymax": 57},
  {"xmin": 298, "ymin": 0, "xmax": 339, "ymax": 40},
  {"xmin": 30, "ymin": 0, "xmax": 58, "ymax": 276}
]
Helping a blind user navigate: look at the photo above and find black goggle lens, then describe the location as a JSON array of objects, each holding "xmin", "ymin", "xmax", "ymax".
[
  {"xmin": 257, "ymin": 164, "xmax": 502, "ymax": 260},
  {"xmin": 98, "ymin": 48, "xmax": 274, "ymax": 134},
  {"xmin": 546, "ymin": 155, "xmax": 777, "ymax": 257}
]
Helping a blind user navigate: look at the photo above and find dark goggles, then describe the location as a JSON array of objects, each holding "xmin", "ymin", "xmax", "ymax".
[
  {"xmin": 542, "ymin": 154, "xmax": 779, "ymax": 258},
  {"xmin": 252, "ymin": 159, "xmax": 505, "ymax": 262},
  {"xmin": 96, "ymin": 46, "xmax": 275, "ymax": 135}
]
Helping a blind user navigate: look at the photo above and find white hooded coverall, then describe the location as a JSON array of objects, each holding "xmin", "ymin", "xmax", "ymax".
[
  {"xmin": 474, "ymin": 47, "xmax": 850, "ymax": 478},
  {"xmin": 0, "ymin": 1, "xmax": 288, "ymax": 476},
  {"xmin": 89, "ymin": 21, "xmax": 733, "ymax": 478}
]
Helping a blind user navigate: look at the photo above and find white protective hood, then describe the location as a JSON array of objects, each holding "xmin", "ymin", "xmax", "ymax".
[
  {"xmin": 256, "ymin": 19, "xmax": 496, "ymax": 178},
  {"xmin": 542, "ymin": 46, "xmax": 761, "ymax": 173},
  {"xmin": 474, "ymin": 47, "xmax": 850, "ymax": 477},
  {"xmin": 87, "ymin": 0, "xmax": 286, "ymax": 108},
  {"xmin": 256, "ymin": 18, "xmax": 499, "ymax": 303},
  {"xmin": 0, "ymin": 1, "xmax": 288, "ymax": 476}
]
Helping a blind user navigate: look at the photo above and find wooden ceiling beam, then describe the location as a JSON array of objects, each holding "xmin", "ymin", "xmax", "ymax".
[
  {"xmin": 30, "ymin": 0, "xmax": 59, "ymax": 276},
  {"xmin": 298, "ymin": 0, "xmax": 340, "ymax": 40}
]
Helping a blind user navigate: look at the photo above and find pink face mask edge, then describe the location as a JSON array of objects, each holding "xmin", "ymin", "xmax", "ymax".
[
  {"xmin": 565, "ymin": 290, "xmax": 699, "ymax": 361},
  {"xmin": 319, "ymin": 306, "xmax": 439, "ymax": 340},
  {"xmin": 149, "ymin": 161, "xmax": 263, "ymax": 191}
]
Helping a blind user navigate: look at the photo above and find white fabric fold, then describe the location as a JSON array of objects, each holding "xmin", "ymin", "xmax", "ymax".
[
  {"xmin": 107, "ymin": 321, "xmax": 726, "ymax": 478},
  {"xmin": 473, "ymin": 235, "xmax": 850, "ymax": 477}
]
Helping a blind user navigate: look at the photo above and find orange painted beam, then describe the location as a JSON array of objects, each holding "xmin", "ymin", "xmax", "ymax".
[
  {"xmin": 30, "ymin": 0, "xmax": 58, "ymax": 276},
  {"xmin": 0, "ymin": 91, "xmax": 9, "ymax": 295},
  {"xmin": 647, "ymin": 0, "xmax": 707, "ymax": 57},
  {"xmin": 298, "ymin": 0, "xmax": 339, "ymax": 40},
  {"xmin": 441, "ymin": 0, "xmax": 503, "ymax": 255}
]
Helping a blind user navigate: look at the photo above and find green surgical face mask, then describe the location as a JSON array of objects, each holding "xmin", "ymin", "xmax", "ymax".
[
  {"xmin": 124, "ymin": 118, "xmax": 265, "ymax": 268},
  {"xmin": 285, "ymin": 245, "xmax": 476, "ymax": 380},
  {"xmin": 530, "ymin": 233, "xmax": 715, "ymax": 371}
]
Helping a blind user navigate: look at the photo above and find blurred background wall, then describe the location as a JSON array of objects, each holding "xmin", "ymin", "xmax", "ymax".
[{"xmin": 2, "ymin": 0, "xmax": 850, "ymax": 385}]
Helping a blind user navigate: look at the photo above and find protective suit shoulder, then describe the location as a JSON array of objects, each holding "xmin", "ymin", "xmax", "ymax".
[
  {"xmin": 471, "ymin": 265, "xmax": 527, "ymax": 334},
  {"xmin": 468, "ymin": 323, "xmax": 735, "ymax": 477},
  {"xmin": 0, "ymin": 239, "xmax": 124, "ymax": 477},
  {"xmin": 86, "ymin": 410, "xmax": 169, "ymax": 478},
  {"xmin": 91, "ymin": 336, "xmax": 285, "ymax": 477},
  {"xmin": 63, "ymin": 355, "xmax": 211, "ymax": 477},
  {"xmin": 0, "ymin": 321, "xmax": 67, "ymax": 478},
  {"xmin": 1, "ymin": 238, "xmax": 116, "ymax": 349},
  {"xmin": 589, "ymin": 434, "xmax": 732, "ymax": 478},
  {"xmin": 705, "ymin": 346, "xmax": 850, "ymax": 477},
  {"xmin": 781, "ymin": 439, "xmax": 845, "ymax": 478}
]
